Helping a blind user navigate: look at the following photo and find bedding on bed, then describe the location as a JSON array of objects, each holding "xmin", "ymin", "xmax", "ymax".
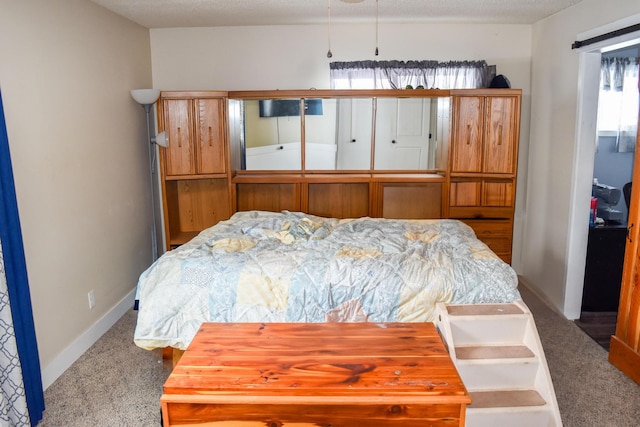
[{"xmin": 134, "ymin": 211, "xmax": 521, "ymax": 350}]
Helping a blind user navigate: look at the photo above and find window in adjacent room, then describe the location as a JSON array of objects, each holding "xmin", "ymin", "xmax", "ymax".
[{"xmin": 596, "ymin": 51, "xmax": 639, "ymax": 152}]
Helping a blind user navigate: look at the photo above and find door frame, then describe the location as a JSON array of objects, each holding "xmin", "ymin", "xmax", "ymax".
[
  {"xmin": 570, "ymin": 22, "xmax": 640, "ymax": 384},
  {"xmin": 566, "ymin": 30, "xmax": 640, "ymax": 319}
]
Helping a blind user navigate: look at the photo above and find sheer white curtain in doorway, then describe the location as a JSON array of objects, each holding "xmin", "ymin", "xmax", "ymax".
[{"xmin": 599, "ymin": 56, "xmax": 639, "ymax": 152}]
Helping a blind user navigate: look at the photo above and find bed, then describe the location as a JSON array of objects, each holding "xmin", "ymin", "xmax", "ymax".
[{"xmin": 133, "ymin": 210, "xmax": 521, "ymax": 351}]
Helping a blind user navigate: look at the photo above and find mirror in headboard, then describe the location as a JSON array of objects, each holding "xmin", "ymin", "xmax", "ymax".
[
  {"xmin": 374, "ymin": 97, "xmax": 448, "ymax": 171},
  {"xmin": 227, "ymin": 91, "xmax": 450, "ymax": 173},
  {"xmin": 305, "ymin": 97, "xmax": 373, "ymax": 171},
  {"xmin": 241, "ymin": 98, "xmax": 303, "ymax": 170}
]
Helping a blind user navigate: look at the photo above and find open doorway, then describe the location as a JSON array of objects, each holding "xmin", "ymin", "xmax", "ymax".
[{"xmin": 574, "ymin": 43, "xmax": 640, "ymax": 350}]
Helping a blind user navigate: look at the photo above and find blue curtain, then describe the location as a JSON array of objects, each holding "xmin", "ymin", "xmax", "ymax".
[{"xmin": 0, "ymin": 90, "xmax": 44, "ymax": 425}]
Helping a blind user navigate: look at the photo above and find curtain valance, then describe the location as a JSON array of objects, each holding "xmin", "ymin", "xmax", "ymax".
[{"xmin": 330, "ymin": 60, "xmax": 495, "ymax": 90}]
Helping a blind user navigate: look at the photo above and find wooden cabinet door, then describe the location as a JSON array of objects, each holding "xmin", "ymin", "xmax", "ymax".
[
  {"xmin": 163, "ymin": 99, "xmax": 195, "ymax": 176},
  {"xmin": 609, "ymin": 124, "xmax": 640, "ymax": 385},
  {"xmin": 308, "ymin": 183, "xmax": 369, "ymax": 218},
  {"xmin": 380, "ymin": 182, "xmax": 442, "ymax": 219},
  {"xmin": 449, "ymin": 179, "xmax": 513, "ymax": 219},
  {"xmin": 483, "ymin": 180, "xmax": 514, "ymax": 207},
  {"xmin": 450, "ymin": 180, "xmax": 481, "ymax": 207},
  {"xmin": 451, "ymin": 96, "xmax": 483, "ymax": 173},
  {"xmin": 196, "ymin": 98, "xmax": 226, "ymax": 174},
  {"xmin": 484, "ymin": 96, "xmax": 518, "ymax": 174}
]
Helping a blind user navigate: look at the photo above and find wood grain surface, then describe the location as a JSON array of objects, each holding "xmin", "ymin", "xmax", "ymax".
[{"xmin": 162, "ymin": 322, "xmax": 470, "ymax": 426}]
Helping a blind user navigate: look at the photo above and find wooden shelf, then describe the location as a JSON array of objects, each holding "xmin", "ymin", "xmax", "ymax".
[
  {"xmin": 165, "ymin": 173, "xmax": 228, "ymax": 181},
  {"xmin": 372, "ymin": 173, "xmax": 445, "ymax": 182},
  {"xmin": 228, "ymin": 88, "xmax": 452, "ymax": 99},
  {"xmin": 169, "ymin": 231, "xmax": 200, "ymax": 248}
]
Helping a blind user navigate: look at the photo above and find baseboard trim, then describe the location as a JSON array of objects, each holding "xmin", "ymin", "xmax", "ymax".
[
  {"xmin": 517, "ymin": 276, "xmax": 567, "ymax": 318},
  {"xmin": 41, "ymin": 287, "xmax": 136, "ymax": 390}
]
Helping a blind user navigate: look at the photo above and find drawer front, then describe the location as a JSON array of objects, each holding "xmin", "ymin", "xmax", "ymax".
[
  {"xmin": 481, "ymin": 236, "xmax": 513, "ymax": 257},
  {"xmin": 462, "ymin": 219, "xmax": 512, "ymax": 236},
  {"xmin": 162, "ymin": 401, "xmax": 464, "ymax": 427},
  {"xmin": 448, "ymin": 206, "xmax": 513, "ymax": 219},
  {"xmin": 450, "ymin": 179, "xmax": 514, "ymax": 209},
  {"xmin": 461, "ymin": 219, "xmax": 513, "ymax": 264}
]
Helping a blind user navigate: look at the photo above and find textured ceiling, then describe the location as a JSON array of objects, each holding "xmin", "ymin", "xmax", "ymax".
[{"xmin": 91, "ymin": 0, "xmax": 584, "ymax": 28}]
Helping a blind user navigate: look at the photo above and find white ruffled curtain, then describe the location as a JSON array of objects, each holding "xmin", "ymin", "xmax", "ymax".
[
  {"xmin": 0, "ymin": 239, "xmax": 31, "ymax": 426},
  {"xmin": 599, "ymin": 57, "xmax": 639, "ymax": 152},
  {"xmin": 330, "ymin": 60, "xmax": 494, "ymax": 90}
]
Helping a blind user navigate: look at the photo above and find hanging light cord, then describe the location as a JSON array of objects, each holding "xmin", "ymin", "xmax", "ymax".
[
  {"xmin": 327, "ymin": 0, "xmax": 333, "ymax": 58},
  {"xmin": 375, "ymin": 0, "xmax": 379, "ymax": 56}
]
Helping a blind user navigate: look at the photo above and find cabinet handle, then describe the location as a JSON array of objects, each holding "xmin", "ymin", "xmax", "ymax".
[
  {"xmin": 177, "ymin": 127, "xmax": 182, "ymax": 148},
  {"xmin": 351, "ymin": 139, "xmax": 356, "ymax": 143},
  {"xmin": 466, "ymin": 124, "xmax": 471, "ymax": 144},
  {"xmin": 208, "ymin": 126, "xmax": 213, "ymax": 147},
  {"xmin": 498, "ymin": 125, "xmax": 503, "ymax": 145},
  {"xmin": 391, "ymin": 140, "xmax": 396, "ymax": 144},
  {"xmin": 628, "ymin": 223, "xmax": 634, "ymax": 243}
]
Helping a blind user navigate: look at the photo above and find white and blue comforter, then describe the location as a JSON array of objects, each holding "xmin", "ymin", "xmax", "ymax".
[{"xmin": 134, "ymin": 211, "xmax": 521, "ymax": 350}]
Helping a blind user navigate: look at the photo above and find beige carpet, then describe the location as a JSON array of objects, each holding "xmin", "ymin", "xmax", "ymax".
[
  {"xmin": 518, "ymin": 285, "xmax": 639, "ymax": 427},
  {"xmin": 36, "ymin": 283, "xmax": 640, "ymax": 426}
]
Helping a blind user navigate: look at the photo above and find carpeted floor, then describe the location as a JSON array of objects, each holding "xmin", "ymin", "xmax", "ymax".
[{"xmin": 36, "ymin": 283, "xmax": 640, "ymax": 427}]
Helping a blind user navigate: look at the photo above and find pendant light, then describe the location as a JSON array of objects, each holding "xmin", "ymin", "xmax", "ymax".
[
  {"xmin": 375, "ymin": 0, "xmax": 379, "ymax": 56},
  {"xmin": 327, "ymin": 0, "xmax": 333, "ymax": 58},
  {"xmin": 327, "ymin": 0, "xmax": 377, "ymax": 58}
]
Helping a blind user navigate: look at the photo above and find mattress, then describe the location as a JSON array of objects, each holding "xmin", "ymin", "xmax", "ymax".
[{"xmin": 134, "ymin": 210, "xmax": 521, "ymax": 350}]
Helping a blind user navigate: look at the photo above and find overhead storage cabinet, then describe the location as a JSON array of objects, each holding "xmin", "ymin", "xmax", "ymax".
[
  {"xmin": 449, "ymin": 90, "xmax": 521, "ymax": 263},
  {"xmin": 159, "ymin": 92, "xmax": 232, "ymax": 249}
]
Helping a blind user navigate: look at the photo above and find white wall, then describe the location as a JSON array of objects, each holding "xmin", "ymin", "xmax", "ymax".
[
  {"xmin": 151, "ymin": 24, "xmax": 532, "ymax": 91},
  {"xmin": 151, "ymin": 22, "xmax": 533, "ymax": 271},
  {"xmin": 525, "ymin": 0, "xmax": 640, "ymax": 317},
  {"xmin": 0, "ymin": 0, "xmax": 153, "ymax": 387}
]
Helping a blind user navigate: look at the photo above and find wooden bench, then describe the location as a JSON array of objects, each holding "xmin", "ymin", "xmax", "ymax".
[{"xmin": 161, "ymin": 322, "xmax": 470, "ymax": 426}]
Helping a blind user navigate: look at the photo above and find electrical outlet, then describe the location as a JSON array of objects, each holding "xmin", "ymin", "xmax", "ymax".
[{"xmin": 88, "ymin": 290, "xmax": 95, "ymax": 309}]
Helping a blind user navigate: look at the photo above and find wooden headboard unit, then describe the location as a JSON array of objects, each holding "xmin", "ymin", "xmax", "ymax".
[{"xmin": 157, "ymin": 89, "xmax": 521, "ymax": 263}]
